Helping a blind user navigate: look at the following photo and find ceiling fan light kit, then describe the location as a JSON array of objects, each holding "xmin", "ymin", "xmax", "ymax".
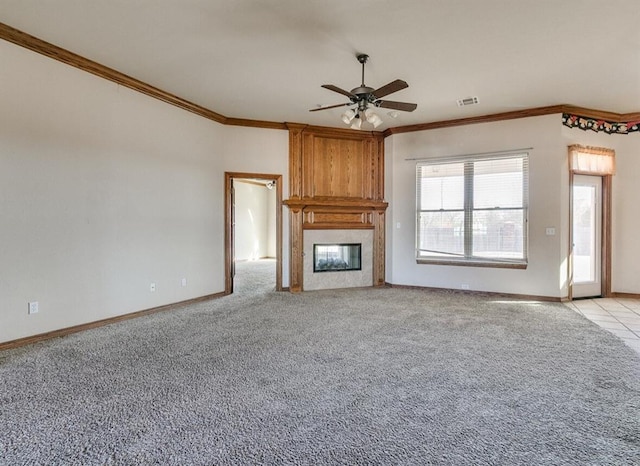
[
  {"xmin": 365, "ymin": 108, "xmax": 383, "ymax": 128},
  {"xmin": 341, "ymin": 108, "xmax": 356, "ymax": 124},
  {"xmin": 310, "ymin": 53, "xmax": 417, "ymax": 130}
]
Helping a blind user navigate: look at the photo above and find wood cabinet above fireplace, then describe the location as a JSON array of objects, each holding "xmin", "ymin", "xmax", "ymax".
[
  {"xmin": 283, "ymin": 124, "xmax": 387, "ymax": 292},
  {"xmin": 285, "ymin": 124, "xmax": 385, "ymax": 203}
]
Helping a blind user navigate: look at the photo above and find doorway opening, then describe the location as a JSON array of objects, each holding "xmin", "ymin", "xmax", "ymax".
[
  {"xmin": 571, "ymin": 175, "xmax": 603, "ymax": 298},
  {"xmin": 224, "ymin": 172, "xmax": 283, "ymax": 294},
  {"xmin": 568, "ymin": 144, "xmax": 614, "ymax": 300},
  {"xmin": 568, "ymin": 175, "xmax": 612, "ymax": 300}
]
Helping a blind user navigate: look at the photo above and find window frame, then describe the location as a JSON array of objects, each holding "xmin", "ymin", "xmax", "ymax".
[{"xmin": 415, "ymin": 152, "xmax": 529, "ymax": 269}]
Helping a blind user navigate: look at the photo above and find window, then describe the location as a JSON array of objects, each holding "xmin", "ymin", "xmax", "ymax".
[{"xmin": 416, "ymin": 152, "xmax": 528, "ymax": 267}]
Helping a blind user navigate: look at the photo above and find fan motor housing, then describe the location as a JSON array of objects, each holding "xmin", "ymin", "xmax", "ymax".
[{"xmin": 351, "ymin": 86, "xmax": 375, "ymax": 96}]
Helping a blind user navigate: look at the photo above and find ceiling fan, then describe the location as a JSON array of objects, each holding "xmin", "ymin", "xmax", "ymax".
[{"xmin": 310, "ymin": 53, "xmax": 417, "ymax": 129}]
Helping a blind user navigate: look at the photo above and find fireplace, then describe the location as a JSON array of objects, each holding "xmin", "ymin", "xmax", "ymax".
[
  {"xmin": 303, "ymin": 230, "xmax": 373, "ymax": 291},
  {"xmin": 282, "ymin": 124, "xmax": 387, "ymax": 292},
  {"xmin": 313, "ymin": 243, "xmax": 362, "ymax": 273}
]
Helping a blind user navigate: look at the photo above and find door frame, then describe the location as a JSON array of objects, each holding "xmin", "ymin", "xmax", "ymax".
[
  {"xmin": 568, "ymin": 171, "xmax": 612, "ymax": 300},
  {"xmin": 224, "ymin": 171, "xmax": 283, "ymax": 294}
]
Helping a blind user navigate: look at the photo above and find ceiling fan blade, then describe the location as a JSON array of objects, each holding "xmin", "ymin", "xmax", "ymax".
[
  {"xmin": 376, "ymin": 100, "xmax": 418, "ymax": 112},
  {"xmin": 309, "ymin": 102, "xmax": 351, "ymax": 112},
  {"xmin": 321, "ymin": 84, "xmax": 356, "ymax": 98},
  {"xmin": 372, "ymin": 79, "xmax": 408, "ymax": 99}
]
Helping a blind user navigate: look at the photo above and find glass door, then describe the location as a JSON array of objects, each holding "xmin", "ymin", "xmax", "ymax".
[{"xmin": 572, "ymin": 175, "xmax": 602, "ymax": 298}]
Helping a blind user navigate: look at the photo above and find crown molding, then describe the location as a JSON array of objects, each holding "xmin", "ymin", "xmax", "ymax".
[
  {"xmin": 382, "ymin": 105, "xmax": 640, "ymax": 137},
  {"xmin": 382, "ymin": 106, "xmax": 566, "ymax": 136},
  {"xmin": 225, "ymin": 117, "xmax": 287, "ymax": 130},
  {"xmin": 2, "ymin": 22, "xmax": 638, "ymax": 137}
]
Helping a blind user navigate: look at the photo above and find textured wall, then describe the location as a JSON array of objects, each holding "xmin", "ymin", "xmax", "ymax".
[
  {"xmin": 561, "ymin": 126, "xmax": 640, "ymax": 294},
  {"xmin": 0, "ymin": 41, "xmax": 288, "ymax": 343},
  {"xmin": 234, "ymin": 181, "xmax": 276, "ymax": 261},
  {"xmin": 386, "ymin": 115, "xmax": 569, "ymax": 298}
]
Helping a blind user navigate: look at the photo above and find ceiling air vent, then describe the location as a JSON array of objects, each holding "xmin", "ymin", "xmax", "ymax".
[{"xmin": 457, "ymin": 96, "xmax": 479, "ymax": 107}]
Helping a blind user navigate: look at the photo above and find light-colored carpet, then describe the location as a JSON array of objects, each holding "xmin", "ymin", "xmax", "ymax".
[{"xmin": 1, "ymin": 259, "xmax": 639, "ymax": 465}]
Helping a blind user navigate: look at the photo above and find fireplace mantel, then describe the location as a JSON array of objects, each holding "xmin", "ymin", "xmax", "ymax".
[
  {"xmin": 283, "ymin": 198, "xmax": 388, "ymax": 210},
  {"xmin": 283, "ymin": 197, "xmax": 388, "ymax": 230},
  {"xmin": 284, "ymin": 124, "xmax": 387, "ymax": 292}
]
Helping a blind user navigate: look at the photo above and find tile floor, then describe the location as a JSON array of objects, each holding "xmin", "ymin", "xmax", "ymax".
[{"xmin": 565, "ymin": 297, "xmax": 640, "ymax": 357}]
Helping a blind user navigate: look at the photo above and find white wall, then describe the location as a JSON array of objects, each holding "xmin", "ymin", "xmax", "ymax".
[
  {"xmin": 386, "ymin": 114, "xmax": 640, "ymax": 298},
  {"xmin": 234, "ymin": 180, "xmax": 276, "ymax": 261},
  {"xmin": 0, "ymin": 41, "xmax": 288, "ymax": 343},
  {"xmin": 217, "ymin": 125, "xmax": 289, "ymax": 272},
  {"xmin": 267, "ymin": 186, "xmax": 277, "ymax": 258},
  {"xmin": 4, "ymin": 36, "xmax": 638, "ymax": 344},
  {"xmin": 386, "ymin": 115, "xmax": 569, "ymax": 298},
  {"xmin": 561, "ymin": 127, "xmax": 640, "ymax": 294}
]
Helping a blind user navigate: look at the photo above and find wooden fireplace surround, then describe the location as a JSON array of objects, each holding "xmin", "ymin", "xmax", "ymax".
[{"xmin": 283, "ymin": 124, "xmax": 388, "ymax": 292}]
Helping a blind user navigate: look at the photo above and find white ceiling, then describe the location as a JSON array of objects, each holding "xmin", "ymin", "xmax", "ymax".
[{"xmin": 2, "ymin": 0, "xmax": 639, "ymax": 131}]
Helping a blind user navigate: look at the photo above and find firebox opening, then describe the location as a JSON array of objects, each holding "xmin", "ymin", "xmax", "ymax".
[{"xmin": 313, "ymin": 243, "xmax": 362, "ymax": 273}]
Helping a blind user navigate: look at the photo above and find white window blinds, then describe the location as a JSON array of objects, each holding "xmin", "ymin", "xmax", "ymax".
[{"xmin": 416, "ymin": 152, "xmax": 528, "ymax": 266}]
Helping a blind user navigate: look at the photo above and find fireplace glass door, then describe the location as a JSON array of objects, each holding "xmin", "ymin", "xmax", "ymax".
[{"xmin": 313, "ymin": 243, "xmax": 362, "ymax": 272}]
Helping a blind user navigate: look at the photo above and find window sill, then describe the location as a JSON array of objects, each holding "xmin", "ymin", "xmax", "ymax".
[{"xmin": 416, "ymin": 259, "xmax": 527, "ymax": 269}]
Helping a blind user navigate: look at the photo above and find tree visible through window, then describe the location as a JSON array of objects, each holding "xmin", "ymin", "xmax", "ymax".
[{"xmin": 416, "ymin": 153, "xmax": 528, "ymax": 267}]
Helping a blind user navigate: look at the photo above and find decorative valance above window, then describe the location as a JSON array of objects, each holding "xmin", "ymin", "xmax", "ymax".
[
  {"xmin": 563, "ymin": 113, "xmax": 640, "ymax": 135},
  {"xmin": 568, "ymin": 145, "xmax": 615, "ymax": 175}
]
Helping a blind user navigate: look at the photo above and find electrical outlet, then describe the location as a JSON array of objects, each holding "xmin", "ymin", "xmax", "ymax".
[
  {"xmin": 150, "ymin": 282, "xmax": 156, "ymax": 292},
  {"xmin": 28, "ymin": 301, "xmax": 39, "ymax": 315},
  {"xmin": 461, "ymin": 284, "xmax": 470, "ymax": 290},
  {"xmin": 181, "ymin": 278, "xmax": 187, "ymax": 287}
]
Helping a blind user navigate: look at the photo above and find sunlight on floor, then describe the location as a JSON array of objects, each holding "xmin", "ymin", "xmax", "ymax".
[{"xmin": 490, "ymin": 300, "xmax": 546, "ymax": 306}]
